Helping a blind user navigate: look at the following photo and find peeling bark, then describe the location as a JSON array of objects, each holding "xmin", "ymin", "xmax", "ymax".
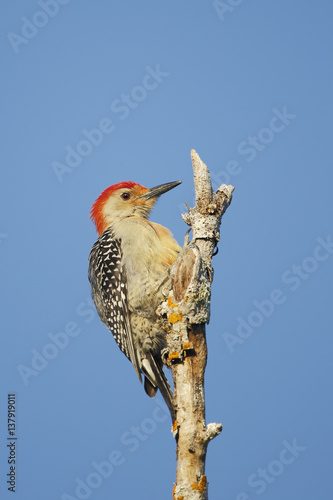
[{"xmin": 158, "ymin": 150, "xmax": 234, "ymax": 500}]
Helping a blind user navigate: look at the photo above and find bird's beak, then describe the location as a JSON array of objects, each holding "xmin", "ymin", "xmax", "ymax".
[{"xmin": 139, "ymin": 180, "xmax": 182, "ymax": 200}]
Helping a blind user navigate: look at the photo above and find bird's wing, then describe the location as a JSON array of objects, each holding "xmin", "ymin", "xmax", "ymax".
[{"xmin": 88, "ymin": 227, "xmax": 141, "ymax": 381}]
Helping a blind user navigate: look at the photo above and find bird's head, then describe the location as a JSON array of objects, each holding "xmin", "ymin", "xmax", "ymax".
[{"xmin": 90, "ymin": 180, "xmax": 181, "ymax": 235}]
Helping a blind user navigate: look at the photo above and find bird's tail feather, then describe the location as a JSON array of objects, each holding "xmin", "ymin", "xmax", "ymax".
[{"xmin": 142, "ymin": 353, "xmax": 175, "ymax": 422}]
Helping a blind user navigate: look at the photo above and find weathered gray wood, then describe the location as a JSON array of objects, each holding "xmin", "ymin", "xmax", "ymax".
[{"xmin": 158, "ymin": 150, "xmax": 234, "ymax": 499}]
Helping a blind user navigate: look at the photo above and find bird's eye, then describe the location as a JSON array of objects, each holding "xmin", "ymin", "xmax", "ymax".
[{"xmin": 121, "ymin": 192, "xmax": 131, "ymax": 200}]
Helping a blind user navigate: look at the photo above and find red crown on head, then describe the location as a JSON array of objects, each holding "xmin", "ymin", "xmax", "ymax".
[{"xmin": 90, "ymin": 181, "xmax": 142, "ymax": 235}]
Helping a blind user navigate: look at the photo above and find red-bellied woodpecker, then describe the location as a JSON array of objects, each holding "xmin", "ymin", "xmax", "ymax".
[{"xmin": 88, "ymin": 180, "xmax": 182, "ymax": 420}]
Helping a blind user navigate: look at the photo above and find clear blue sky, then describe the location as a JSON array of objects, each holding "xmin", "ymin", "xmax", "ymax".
[{"xmin": 1, "ymin": 1, "xmax": 332, "ymax": 499}]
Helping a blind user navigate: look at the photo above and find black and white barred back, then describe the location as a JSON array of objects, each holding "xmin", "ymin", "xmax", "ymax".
[{"xmin": 88, "ymin": 226, "xmax": 141, "ymax": 380}]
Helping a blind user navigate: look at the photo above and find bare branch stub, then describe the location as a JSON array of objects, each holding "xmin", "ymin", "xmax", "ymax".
[
  {"xmin": 184, "ymin": 150, "xmax": 234, "ymax": 257},
  {"xmin": 191, "ymin": 149, "xmax": 214, "ymax": 213},
  {"xmin": 159, "ymin": 150, "xmax": 234, "ymax": 500}
]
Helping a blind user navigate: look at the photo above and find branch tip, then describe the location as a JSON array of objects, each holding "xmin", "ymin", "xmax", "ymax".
[
  {"xmin": 216, "ymin": 183, "xmax": 235, "ymax": 198},
  {"xmin": 191, "ymin": 150, "xmax": 213, "ymax": 210},
  {"xmin": 206, "ymin": 422, "xmax": 223, "ymax": 442}
]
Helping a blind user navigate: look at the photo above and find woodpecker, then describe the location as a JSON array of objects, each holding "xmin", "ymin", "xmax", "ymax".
[{"xmin": 88, "ymin": 180, "xmax": 182, "ymax": 420}]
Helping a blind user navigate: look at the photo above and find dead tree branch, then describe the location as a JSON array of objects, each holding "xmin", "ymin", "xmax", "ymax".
[{"xmin": 158, "ymin": 149, "xmax": 234, "ymax": 500}]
